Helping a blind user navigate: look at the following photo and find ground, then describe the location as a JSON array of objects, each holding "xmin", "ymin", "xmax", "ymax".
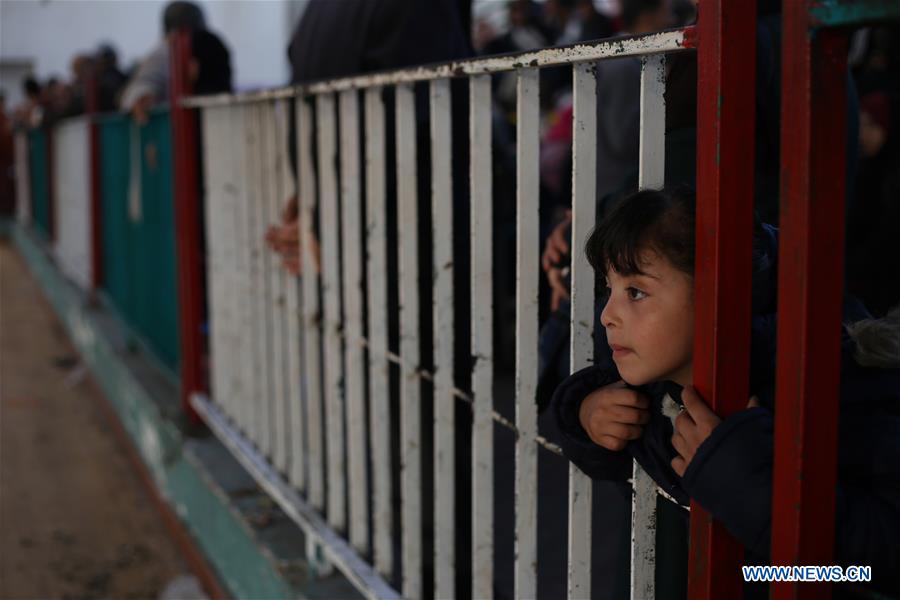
[{"xmin": 0, "ymin": 242, "xmax": 192, "ymax": 600}]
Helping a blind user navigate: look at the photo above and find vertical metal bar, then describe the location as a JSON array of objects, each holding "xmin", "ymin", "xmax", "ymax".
[
  {"xmin": 568, "ymin": 62, "xmax": 596, "ymax": 600},
  {"xmin": 238, "ymin": 104, "xmax": 257, "ymax": 440},
  {"xmin": 365, "ymin": 86, "xmax": 393, "ymax": 578},
  {"xmin": 298, "ymin": 97, "xmax": 325, "ymax": 510},
  {"xmin": 771, "ymin": 11, "xmax": 847, "ymax": 600},
  {"xmin": 201, "ymin": 107, "xmax": 225, "ymax": 418},
  {"xmin": 14, "ymin": 132, "xmax": 31, "ymax": 225},
  {"xmin": 225, "ymin": 104, "xmax": 244, "ymax": 427},
  {"xmin": 286, "ymin": 101, "xmax": 306, "ymax": 492},
  {"xmin": 515, "ymin": 67, "xmax": 539, "ymax": 600},
  {"xmin": 691, "ymin": 1, "xmax": 757, "ymax": 597},
  {"xmin": 46, "ymin": 126, "xmax": 56, "ymax": 242},
  {"xmin": 247, "ymin": 104, "xmax": 266, "ymax": 448},
  {"xmin": 638, "ymin": 55, "xmax": 666, "ymax": 188},
  {"xmin": 396, "ymin": 82, "xmax": 422, "ymax": 600},
  {"xmin": 266, "ymin": 101, "xmax": 290, "ymax": 472},
  {"xmin": 339, "ymin": 88, "xmax": 369, "ymax": 553},
  {"xmin": 256, "ymin": 102, "xmax": 275, "ymax": 459},
  {"xmin": 250, "ymin": 103, "xmax": 271, "ymax": 456},
  {"xmin": 630, "ymin": 53, "xmax": 666, "ymax": 600},
  {"xmin": 168, "ymin": 30, "xmax": 204, "ymax": 422},
  {"xmin": 469, "ymin": 73, "xmax": 494, "ymax": 600},
  {"xmin": 215, "ymin": 106, "xmax": 232, "ymax": 423},
  {"xmin": 86, "ymin": 75, "xmax": 103, "ymax": 290},
  {"xmin": 430, "ymin": 77, "xmax": 455, "ymax": 600},
  {"xmin": 317, "ymin": 92, "xmax": 346, "ymax": 532},
  {"xmin": 219, "ymin": 105, "xmax": 237, "ymax": 424}
]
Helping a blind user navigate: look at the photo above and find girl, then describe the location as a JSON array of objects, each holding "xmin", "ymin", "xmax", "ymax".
[{"xmin": 552, "ymin": 187, "xmax": 900, "ymax": 596}]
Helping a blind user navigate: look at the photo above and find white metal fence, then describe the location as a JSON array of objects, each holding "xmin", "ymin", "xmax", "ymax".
[
  {"xmin": 191, "ymin": 29, "xmax": 692, "ymax": 600},
  {"xmin": 52, "ymin": 117, "xmax": 93, "ymax": 290}
]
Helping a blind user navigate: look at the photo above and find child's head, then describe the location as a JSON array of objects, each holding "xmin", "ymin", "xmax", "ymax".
[{"xmin": 587, "ymin": 187, "xmax": 696, "ymax": 387}]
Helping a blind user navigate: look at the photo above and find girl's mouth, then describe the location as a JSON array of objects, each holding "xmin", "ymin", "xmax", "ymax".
[{"xmin": 610, "ymin": 344, "xmax": 633, "ymax": 358}]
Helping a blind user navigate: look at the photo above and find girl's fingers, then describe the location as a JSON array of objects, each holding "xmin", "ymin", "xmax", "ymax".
[
  {"xmin": 610, "ymin": 390, "xmax": 649, "ymax": 409},
  {"xmin": 596, "ymin": 434, "xmax": 627, "ymax": 452},
  {"xmin": 670, "ymin": 431, "xmax": 690, "ymax": 459},
  {"xmin": 674, "ymin": 410, "xmax": 695, "ymax": 434},
  {"xmin": 608, "ymin": 404, "xmax": 651, "ymax": 425},
  {"xmin": 600, "ymin": 421, "xmax": 644, "ymax": 441},
  {"xmin": 671, "ymin": 456, "xmax": 687, "ymax": 477},
  {"xmin": 680, "ymin": 385, "xmax": 719, "ymax": 425}
]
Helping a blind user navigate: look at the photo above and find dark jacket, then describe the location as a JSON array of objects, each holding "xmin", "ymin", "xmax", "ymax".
[{"xmin": 552, "ymin": 227, "xmax": 900, "ymax": 595}]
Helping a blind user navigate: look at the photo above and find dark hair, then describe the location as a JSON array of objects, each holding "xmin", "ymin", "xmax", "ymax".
[
  {"xmin": 586, "ymin": 187, "xmax": 695, "ymax": 277},
  {"xmin": 163, "ymin": 1, "xmax": 206, "ymax": 34},
  {"xmin": 621, "ymin": 0, "xmax": 664, "ymax": 30},
  {"xmin": 191, "ymin": 30, "xmax": 232, "ymax": 95},
  {"xmin": 23, "ymin": 76, "xmax": 41, "ymax": 97}
]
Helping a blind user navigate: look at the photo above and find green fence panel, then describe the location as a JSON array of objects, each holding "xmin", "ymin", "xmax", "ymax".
[
  {"xmin": 99, "ymin": 112, "xmax": 179, "ymax": 373},
  {"xmin": 138, "ymin": 112, "xmax": 179, "ymax": 372},
  {"xmin": 28, "ymin": 129, "xmax": 51, "ymax": 238},
  {"xmin": 99, "ymin": 117, "xmax": 134, "ymax": 324}
]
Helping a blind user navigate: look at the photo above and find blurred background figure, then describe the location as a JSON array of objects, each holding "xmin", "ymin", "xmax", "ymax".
[
  {"xmin": 95, "ymin": 44, "xmax": 128, "ymax": 112},
  {"xmin": 41, "ymin": 77, "xmax": 73, "ymax": 124},
  {"xmin": 848, "ymin": 24, "xmax": 900, "ymax": 316},
  {"xmin": 65, "ymin": 53, "xmax": 95, "ymax": 117},
  {"xmin": 544, "ymin": 0, "xmax": 615, "ymax": 46},
  {"xmin": 119, "ymin": 0, "xmax": 231, "ymax": 123},
  {"xmin": 12, "ymin": 77, "xmax": 43, "ymax": 128},
  {"xmin": 189, "ymin": 29, "xmax": 232, "ymax": 96}
]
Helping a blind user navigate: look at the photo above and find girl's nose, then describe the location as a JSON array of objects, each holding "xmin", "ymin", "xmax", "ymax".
[{"xmin": 600, "ymin": 296, "xmax": 618, "ymax": 329}]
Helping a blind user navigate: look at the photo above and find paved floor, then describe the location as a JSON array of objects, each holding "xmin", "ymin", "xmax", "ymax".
[{"xmin": 0, "ymin": 242, "xmax": 191, "ymax": 599}]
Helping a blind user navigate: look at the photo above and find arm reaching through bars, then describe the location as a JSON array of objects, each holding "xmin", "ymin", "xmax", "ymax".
[{"xmin": 265, "ymin": 196, "xmax": 320, "ymax": 275}]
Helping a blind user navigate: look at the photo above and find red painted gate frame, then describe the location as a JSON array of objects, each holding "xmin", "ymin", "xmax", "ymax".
[
  {"xmin": 693, "ymin": 1, "xmax": 899, "ymax": 597},
  {"xmin": 169, "ymin": 30, "xmax": 205, "ymax": 423},
  {"xmin": 691, "ymin": 1, "xmax": 757, "ymax": 596}
]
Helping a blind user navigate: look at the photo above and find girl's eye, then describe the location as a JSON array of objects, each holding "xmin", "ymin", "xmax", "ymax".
[{"xmin": 627, "ymin": 287, "xmax": 647, "ymax": 301}]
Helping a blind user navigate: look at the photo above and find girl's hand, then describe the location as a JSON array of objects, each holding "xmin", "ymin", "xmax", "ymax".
[
  {"xmin": 579, "ymin": 381, "xmax": 651, "ymax": 451},
  {"xmin": 541, "ymin": 209, "xmax": 572, "ymax": 272},
  {"xmin": 670, "ymin": 387, "xmax": 759, "ymax": 477}
]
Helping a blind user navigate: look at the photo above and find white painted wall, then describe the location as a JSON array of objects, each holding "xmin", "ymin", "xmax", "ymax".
[{"xmin": 0, "ymin": 0, "xmax": 306, "ymax": 96}]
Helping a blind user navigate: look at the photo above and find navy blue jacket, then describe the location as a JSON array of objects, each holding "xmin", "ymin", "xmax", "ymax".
[
  {"xmin": 552, "ymin": 226, "xmax": 900, "ymax": 594},
  {"xmin": 553, "ymin": 338, "xmax": 900, "ymax": 595}
]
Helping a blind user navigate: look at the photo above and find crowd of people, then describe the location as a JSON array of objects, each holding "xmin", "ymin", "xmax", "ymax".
[
  {"xmin": 0, "ymin": 1, "xmax": 232, "ymax": 216},
  {"xmin": 1, "ymin": 0, "xmax": 231, "ymax": 132}
]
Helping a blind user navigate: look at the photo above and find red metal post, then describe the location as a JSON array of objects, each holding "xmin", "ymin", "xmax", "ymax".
[
  {"xmin": 690, "ymin": 0, "xmax": 756, "ymax": 596},
  {"xmin": 771, "ymin": 4, "xmax": 848, "ymax": 598},
  {"xmin": 86, "ymin": 73, "xmax": 104, "ymax": 289},
  {"xmin": 169, "ymin": 30, "xmax": 205, "ymax": 422}
]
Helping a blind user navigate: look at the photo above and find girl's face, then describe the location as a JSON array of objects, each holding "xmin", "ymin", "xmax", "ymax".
[{"xmin": 600, "ymin": 250, "xmax": 694, "ymax": 387}]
